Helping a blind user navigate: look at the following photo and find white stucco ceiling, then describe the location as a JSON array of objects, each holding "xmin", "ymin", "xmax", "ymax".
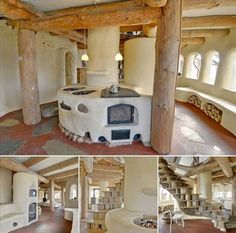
[
  {"xmin": 23, "ymin": 0, "xmax": 123, "ymax": 11},
  {"xmin": 13, "ymin": 157, "xmax": 78, "ymax": 176},
  {"xmin": 22, "ymin": 0, "xmax": 236, "ymax": 16}
]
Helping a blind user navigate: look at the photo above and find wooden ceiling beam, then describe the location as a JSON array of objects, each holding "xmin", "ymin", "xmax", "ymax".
[
  {"xmin": 0, "ymin": 158, "xmax": 48, "ymax": 183},
  {"xmin": 183, "ymin": 15, "xmax": 236, "ymax": 29},
  {"xmin": 0, "ymin": 0, "xmax": 85, "ymax": 43},
  {"xmin": 214, "ymin": 157, "xmax": 233, "ymax": 178},
  {"xmin": 93, "ymin": 163, "xmax": 123, "ymax": 173},
  {"xmin": 92, "ymin": 170, "xmax": 124, "ymax": 176},
  {"xmin": 212, "ymin": 176, "xmax": 232, "ymax": 184},
  {"xmin": 182, "ymin": 37, "xmax": 206, "ymax": 45},
  {"xmin": 120, "ymin": 25, "xmax": 143, "ymax": 32},
  {"xmin": 142, "ymin": 0, "xmax": 167, "ymax": 8},
  {"xmin": 87, "ymin": 173, "xmax": 123, "ymax": 181},
  {"xmin": 39, "ymin": 183, "xmax": 61, "ymax": 189},
  {"xmin": 182, "ymin": 29, "xmax": 230, "ymax": 38},
  {"xmin": 19, "ymin": 2, "xmax": 161, "ymax": 31},
  {"xmin": 185, "ymin": 161, "xmax": 219, "ymax": 177},
  {"xmin": 23, "ymin": 157, "xmax": 47, "ymax": 168},
  {"xmin": 0, "ymin": 0, "xmax": 41, "ymax": 19},
  {"xmin": 46, "ymin": 168, "xmax": 78, "ymax": 180},
  {"xmin": 183, "ymin": 0, "xmax": 236, "ymax": 10},
  {"xmin": 38, "ymin": 157, "xmax": 78, "ymax": 175},
  {"xmin": 213, "ymin": 166, "xmax": 236, "ymax": 178}
]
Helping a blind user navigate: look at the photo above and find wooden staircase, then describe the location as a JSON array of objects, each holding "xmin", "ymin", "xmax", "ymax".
[{"xmin": 159, "ymin": 158, "xmax": 232, "ymax": 232}]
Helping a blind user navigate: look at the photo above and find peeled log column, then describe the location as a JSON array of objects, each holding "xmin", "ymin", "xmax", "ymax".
[
  {"xmin": 232, "ymin": 175, "xmax": 236, "ymax": 215},
  {"xmin": 151, "ymin": 0, "xmax": 182, "ymax": 154},
  {"xmin": 50, "ymin": 179, "xmax": 55, "ymax": 212},
  {"xmin": 17, "ymin": 28, "xmax": 41, "ymax": 125}
]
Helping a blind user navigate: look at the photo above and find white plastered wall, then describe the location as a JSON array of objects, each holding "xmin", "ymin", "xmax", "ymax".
[
  {"xmin": 65, "ymin": 175, "xmax": 78, "ymax": 208},
  {"xmin": 0, "ymin": 20, "xmax": 78, "ymax": 117},
  {"xmin": 178, "ymin": 27, "xmax": 236, "ymax": 104},
  {"xmin": 124, "ymin": 38, "xmax": 155, "ymax": 95},
  {"xmin": 0, "ymin": 167, "xmax": 13, "ymax": 204},
  {"xmin": 124, "ymin": 157, "xmax": 157, "ymax": 215},
  {"xmin": 86, "ymin": 26, "xmax": 120, "ymax": 87}
]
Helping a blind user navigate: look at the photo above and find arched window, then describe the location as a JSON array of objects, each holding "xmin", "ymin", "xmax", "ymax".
[
  {"xmin": 188, "ymin": 53, "xmax": 202, "ymax": 79},
  {"xmin": 70, "ymin": 184, "xmax": 77, "ymax": 200},
  {"xmin": 178, "ymin": 55, "xmax": 184, "ymax": 77},
  {"xmin": 208, "ymin": 52, "xmax": 220, "ymax": 85},
  {"xmin": 231, "ymin": 58, "xmax": 236, "ymax": 90}
]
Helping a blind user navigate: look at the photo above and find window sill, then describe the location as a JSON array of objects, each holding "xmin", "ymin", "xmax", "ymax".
[
  {"xmin": 182, "ymin": 76, "xmax": 199, "ymax": 80},
  {"xmin": 222, "ymin": 88, "xmax": 236, "ymax": 93},
  {"xmin": 202, "ymin": 81, "xmax": 215, "ymax": 86}
]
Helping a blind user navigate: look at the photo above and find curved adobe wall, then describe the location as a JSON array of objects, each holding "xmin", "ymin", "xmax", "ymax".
[
  {"xmin": 124, "ymin": 38, "xmax": 155, "ymax": 95},
  {"xmin": 87, "ymin": 26, "xmax": 120, "ymax": 87},
  {"xmin": 0, "ymin": 167, "xmax": 12, "ymax": 204},
  {"xmin": 178, "ymin": 27, "xmax": 236, "ymax": 104}
]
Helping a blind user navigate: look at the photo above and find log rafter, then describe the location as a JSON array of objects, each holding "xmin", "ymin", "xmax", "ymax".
[
  {"xmin": 0, "ymin": 0, "xmax": 85, "ymax": 43},
  {"xmin": 19, "ymin": 3, "xmax": 161, "ymax": 31}
]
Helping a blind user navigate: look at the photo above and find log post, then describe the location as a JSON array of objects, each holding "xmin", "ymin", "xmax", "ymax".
[
  {"xmin": 151, "ymin": 0, "xmax": 182, "ymax": 154},
  {"xmin": 50, "ymin": 179, "xmax": 55, "ymax": 212},
  {"xmin": 232, "ymin": 175, "xmax": 236, "ymax": 216},
  {"xmin": 61, "ymin": 185, "xmax": 64, "ymax": 207},
  {"xmin": 80, "ymin": 167, "xmax": 88, "ymax": 219},
  {"xmin": 17, "ymin": 28, "xmax": 41, "ymax": 125}
]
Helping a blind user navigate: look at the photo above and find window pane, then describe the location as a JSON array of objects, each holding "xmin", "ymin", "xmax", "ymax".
[
  {"xmin": 189, "ymin": 54, "xmax": 201, "ymax": 79},
  {"xmin": 178, "ymin": 55, "xmax": 184, "ymax": 76},
  {"xmin": 208, "ymin": 53, "xmax": 219, "ymax": 85},
  {"xmin": 232, "ymin": 59, "xmax": 236, "ymax": 90}
]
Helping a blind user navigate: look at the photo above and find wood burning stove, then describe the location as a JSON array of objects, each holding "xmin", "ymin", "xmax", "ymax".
[
  {"xmin": 28, "ymin": 203, "xmax": 37, "ymax": 222},
  {"xmin": 108, "ymin": 104, "xmax": 135, "ymax": 125},
  {"xmin": 29, "ymin": 189, "xmax": 37, "ymax": 197}
]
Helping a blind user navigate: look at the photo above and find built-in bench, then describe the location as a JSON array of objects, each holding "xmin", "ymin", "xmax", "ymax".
[
  {"xmin": 64, "ymin": 208, "xmax": 78, "ymax": 233},
  {"xmin": 0, "ymin": 204, "xmax": 27, "ymax": 233},
  {"xmin": 175, "ymin": 87, "xmax": 236, "ymax": 136}
]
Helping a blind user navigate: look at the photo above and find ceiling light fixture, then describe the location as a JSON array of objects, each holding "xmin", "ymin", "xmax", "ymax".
[
  {"xmin": 115, "ymin": 52, "xmax": 123, "ymax": 61},
  {"xmin": 81, "ymin": 28, "xmax": 89, "ymax": 61}
]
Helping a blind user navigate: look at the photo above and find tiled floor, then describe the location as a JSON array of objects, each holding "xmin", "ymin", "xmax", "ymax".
[
  {"xmin": 0, "ymin": 101, "xmax": 235, "ymax": 155},
  {"xmin": 160, "ymin": 219, "xmax": 236, "ymax": 233},
  {"xmin": 11, "ymin": 207, "xmax": 72, "ymax": 233}
]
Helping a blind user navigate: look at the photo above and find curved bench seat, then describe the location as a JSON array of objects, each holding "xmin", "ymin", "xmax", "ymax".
[
  {"xmin": 176, "ymin": 87, "xmax": 236, "ymax": 136},
  {"xmin": 0, "ymin": 212, "xmax": 27, "ymax": 233},
  {"xmin": 64, "ymin": 208, "xmax": 78, "ymax": 233},
  {"xmin": 105, "ymin": 208, "xmax": 157, "ymax": 233}
]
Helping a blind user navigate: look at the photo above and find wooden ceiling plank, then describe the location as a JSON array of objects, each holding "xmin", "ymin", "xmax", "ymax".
[
  {"xmin": 23, "ymin": 157, "xmax": 47, "ymax": 168},
  {"xmin": 214, "ymin": 157, "xmax": 233, "ymax": 178}
]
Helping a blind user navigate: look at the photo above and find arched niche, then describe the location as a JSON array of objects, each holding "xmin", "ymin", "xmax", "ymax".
[
  {"xmin": 57, "ymin": 48, "xmax": 77, "ymax": 87},
  {"xmin": 70, "ymin": 184, "xmax": 77, "ymax": 200}
]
